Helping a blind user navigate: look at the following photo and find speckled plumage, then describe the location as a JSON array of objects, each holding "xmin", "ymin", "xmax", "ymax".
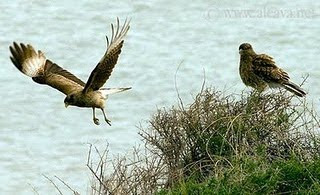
[{"xmin": 239, "ymin": 43, "xmax": 306, "ymax": 97}]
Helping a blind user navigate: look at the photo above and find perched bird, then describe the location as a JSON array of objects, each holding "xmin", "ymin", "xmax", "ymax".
[
  {"xmin": 239, "ymin": 43, "xmax": 306, "ymax": 97},
  {"xmin": 9, "ymin": 18, "xmax": 131, "ymax": 125}
]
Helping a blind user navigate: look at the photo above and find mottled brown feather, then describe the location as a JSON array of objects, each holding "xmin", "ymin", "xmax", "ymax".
[
  {"xmin": 43, "ymin": 60, "xmax": 85, "ymax": 95},
  {"xmin": 252, "ymin": 54, "xmax": 290, "ymax": 84},
  {"xmin": 44, "ymin": 60, "xmax": 86, "ymax": 87},
  {"xmin": 83, "ymin": 18, "xmax": 130, "ymax": 93},
  {"xmin": 9, "ymin": 42, "xmax": 85, "ymax": 95}
]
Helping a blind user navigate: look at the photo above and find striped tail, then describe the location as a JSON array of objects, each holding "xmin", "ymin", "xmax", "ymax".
[{"xmin": 283, "ymin": 81, "xmax": 306, "ymax": 97}]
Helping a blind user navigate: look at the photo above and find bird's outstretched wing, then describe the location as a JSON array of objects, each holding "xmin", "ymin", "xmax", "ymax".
[
  {"xmin": 10, "ymin": 42, "xmax": 85, "ymax": 95},
  {"xmin": 82, "ymin": 18, "xmax": 130, "ymax": 94},
  {"xmin": 252, "ymin": 54, "xmax": 290, "ymax": 84}
]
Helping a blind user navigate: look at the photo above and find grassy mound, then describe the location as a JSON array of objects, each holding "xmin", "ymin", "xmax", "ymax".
[
  {"xmin": 142, "ymin": 89, "xmax": 319, "ymax": 180},
  {"xmin": 145, "ymin": 89, "xmax": 320, "ymax": 194},
  {"xmin": 150, "ymin": 89, "xmax": 320, "ymax": 194}
]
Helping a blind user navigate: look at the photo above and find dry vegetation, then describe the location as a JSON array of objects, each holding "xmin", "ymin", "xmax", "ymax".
[{"xmin": 50, "ymin": 87, "xmax": 320, "ymax": 194}]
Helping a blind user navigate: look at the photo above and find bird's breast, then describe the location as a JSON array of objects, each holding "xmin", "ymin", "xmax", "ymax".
[
  {"xmin": 73, "ymin": 91, "xmax": 105, "ymax": 108},
  {"xmin": 239, "ymin": 58, "xmax": 267, "ymax": 90},
  {"xmin": 86, "ymin": 91, "xmax": 106, "ymax": 108}
]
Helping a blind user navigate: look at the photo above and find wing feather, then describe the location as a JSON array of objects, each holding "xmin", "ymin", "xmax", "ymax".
[
  {"xmin": 9, "ymin": 42, "xmax": 85, "ymax": 95},
  {"xmin": 252, "ymin": 54, "xmax": 290, "ymax": 83},
  {"xmin": 82, "ymin": 18, "xmax": 130, "ymax": 93}
]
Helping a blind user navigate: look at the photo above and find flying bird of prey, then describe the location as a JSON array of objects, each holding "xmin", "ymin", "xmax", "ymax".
[
  {"xmin": 9, "ymin": 18, "xmax": 131, "ymax": 125},
  {"xmin": 238, "ymin": 43, "xmax": 306, "ymax": 97}
]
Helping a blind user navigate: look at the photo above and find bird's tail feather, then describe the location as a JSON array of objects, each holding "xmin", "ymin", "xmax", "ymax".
[
  {"xmin": 283, "ymin": 81, "xmax": 306, "ymax": 97},
  {"xmin": 99, "ymin": 87, "xmax": 131, "ymax": 97}
]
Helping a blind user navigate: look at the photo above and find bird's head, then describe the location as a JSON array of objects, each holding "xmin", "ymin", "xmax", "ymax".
[
  {"xmin": 64, "ymin": 94, "xmax": 76, "ymax": 108},
  {"xmin": 239, "ymin": 43, "xmax": 255, "ymax": 55}
]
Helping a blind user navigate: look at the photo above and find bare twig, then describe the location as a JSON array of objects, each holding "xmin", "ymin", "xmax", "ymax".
[
  {"xmin": 27, "ymin": 183, "xmax": 40, "ymax": 195},
  {"xmin": 43, "ymin": 174, "xmax": 63, "ymax": 195},
  {"xmin": 174, "ymin": 60, "xmax": 185, "ymax": 110},
  {"xmin": 54, "ymin": 176, "xmax": 80, "ymax": 195}
]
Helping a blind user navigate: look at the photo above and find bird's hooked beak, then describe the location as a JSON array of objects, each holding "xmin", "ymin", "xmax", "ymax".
[
  {"xmin": 65, "ymin": 103, "xmax": 69, "ymax": 108},
  {"xmin": 239, "ymin": 48, "xmax": 243, "ymax": 54}
]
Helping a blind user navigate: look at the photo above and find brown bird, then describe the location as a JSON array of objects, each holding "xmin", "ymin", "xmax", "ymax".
[
  {"xmin": 9, "ymin": 18, "xmax": 131, "ymax": 125},
  {"xmin": 239, "ymin": 43, "xmax": 306, "ymax": 97}
]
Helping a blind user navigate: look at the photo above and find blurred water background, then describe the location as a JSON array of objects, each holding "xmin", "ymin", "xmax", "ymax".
[{"xmin": 0, "ymin": 0, "xmax": 319, "ymax": 194}]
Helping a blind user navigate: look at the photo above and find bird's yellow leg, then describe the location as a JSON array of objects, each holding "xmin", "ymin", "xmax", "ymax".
[
  {"xmin": 92, "ymin": 107, "xmax": 100, "ymax": 125},
  {"xmin": 101, "ymin": 108, "xmax": 111, "ymax": 126}
]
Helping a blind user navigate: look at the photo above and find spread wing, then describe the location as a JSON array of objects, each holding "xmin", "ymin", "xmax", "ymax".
[
  {"xmin": 252, "ymin": 54, "xmax": 290, "ymax": 83},
  {"xmin": 82, "ymin": 18, "xmax": 130, "ymax": 94},
  {"xmin": 10, "ymin": 42, "xmax": 85, "ymax": 95}
]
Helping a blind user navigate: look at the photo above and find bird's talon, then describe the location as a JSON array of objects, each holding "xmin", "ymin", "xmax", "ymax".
[
  {"xmin": 93, "ymin": 118, "xmax": 100, "ymax": 125},
  {"xmin": 106, "ymin": 119, "xmax": 111, "ymax": 126}
]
